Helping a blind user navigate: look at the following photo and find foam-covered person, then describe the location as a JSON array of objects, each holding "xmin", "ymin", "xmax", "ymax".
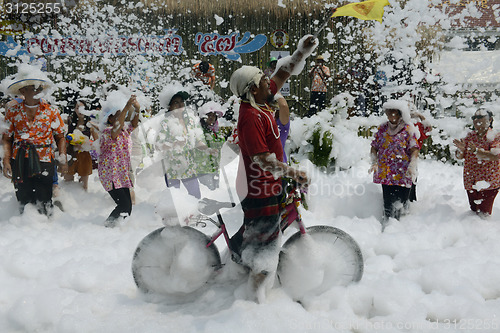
[
  {"xmin": 369, "ymin": 99, "xmax": 419, "ymax": 228},
  {"xmin": 98, "ymin": 91, "xmax": 140, "ymax": 227},
  {"xmin": 453, "ymin": 108, "xmax": 500, "ymax": 218},
  {"xmin": 228, "ymin": 34, "xmax": 316, "ymax": 302},
  {"xmin": 197, "ymin": 101, "xmax": 226, "ymax": 190},
  {"xmin": 156, "ymin": 82, "xmax": 206, "ymax": 199}
]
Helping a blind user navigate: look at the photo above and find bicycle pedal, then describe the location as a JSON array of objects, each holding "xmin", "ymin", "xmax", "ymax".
[
  {"xmin": 230, "ymin": 252, "xmax": 243, "ymax": 265},
  {"xmin": 212, "ymin": 262, "xmax": 225, "ymax": 271}
]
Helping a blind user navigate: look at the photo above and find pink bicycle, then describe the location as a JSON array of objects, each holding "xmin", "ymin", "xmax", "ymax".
[{"xmin": 132, "ymin": 185, "xmax": 364, "ymax": 301}]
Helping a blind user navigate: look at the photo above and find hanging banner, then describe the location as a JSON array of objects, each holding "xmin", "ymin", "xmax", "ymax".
[
  {"xmin": 0, "ymin": 29, "xmax": 184, "ymax": 56},
  {"xmin": 0, "ymin": 29, "xmax": 267, "ymax": 59},
  {"xmin": 194, "ymin": 31, "xmax": 267, "ymax": 61}
]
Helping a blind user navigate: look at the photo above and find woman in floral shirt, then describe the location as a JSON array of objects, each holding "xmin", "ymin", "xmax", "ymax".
[
  {"xmin": 370, "ymin": 100, "xmax": 419, "ymax": 226},
  {"xmin": 98, "ymin": 92, "xmax": 140, "ymax": 227},
  {"xmin": 453, "ymin": 108, "xmax": 500, "ymax": 217}
]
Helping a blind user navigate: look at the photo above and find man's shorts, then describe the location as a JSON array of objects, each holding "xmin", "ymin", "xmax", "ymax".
[{"xmin": 239, "ymin": 195, "xmax": 282, "ymax": 272}]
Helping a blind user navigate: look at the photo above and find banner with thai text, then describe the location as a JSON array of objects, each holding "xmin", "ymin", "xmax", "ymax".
[
  {"xmin": 0, "ymin": 30, "xmax": 183, "ymax": 56},
  {"xmin": 0, "ymin": 30, "xmax": 267, "ymax": 61},
  {"xmin": 194, "ymin": 31, "xmax": 267, "ymax": 61}
]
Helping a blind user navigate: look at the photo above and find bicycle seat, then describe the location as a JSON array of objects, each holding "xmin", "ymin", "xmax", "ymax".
[{"xmin": 198, "ymin": 198, "xmax": 235, "ymax": 215}]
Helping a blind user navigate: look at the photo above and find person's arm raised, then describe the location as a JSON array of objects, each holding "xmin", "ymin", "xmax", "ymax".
[
  {"xmin": 271, "ymin": 35, "xmax": 318, "ymax": 91},
  {"xmin": 111, "ymin": 95, "xmax": 137, "ymax": 139},
  {"xmin": 130, "ymin": 98, "xmax": 141, "ymax": 129},
  {"xmin": 276, "ymin": 95, "xmax": 290, "ymax": 125}
]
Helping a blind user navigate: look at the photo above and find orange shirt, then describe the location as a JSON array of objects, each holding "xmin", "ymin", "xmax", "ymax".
[
  {"xmin": 191, "ymin": 62, "xmax": 215, "ymax": 87},
  {"xmin": 4, "ymin": 99, "xmax": 65, "ymax": 162}
]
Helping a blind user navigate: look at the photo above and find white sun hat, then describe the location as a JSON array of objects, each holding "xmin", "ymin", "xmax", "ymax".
[
  {"xmin": 199, "ymin": 101, "xmax": 225, "ymax": 118},
  {"xmin": 383, "ymin": 99, "xmax": 412, "ymax": 124},
  {"xmin": 6, "ymin": 64, "xmax": 52, "ymax": 95},
  {"xmin": 158, "ymin": 82, "xmax": 190, "ymax": 110}
]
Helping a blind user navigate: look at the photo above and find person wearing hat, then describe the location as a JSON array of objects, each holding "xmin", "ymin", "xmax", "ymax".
[
  {"xmin": 2, "ymin": 64, "xmax": 67, "ymax": 216},
  {"xmin": 228, "ymin": 34, "xmax": 316, "ymax": 302},
  {"xmin": 156, "ymin": 83, "xmax": 205, "ymax": 199},
  {"xmin": 264, "ymin": 57, "xmax": 278, "ymax": 78},
  {"xmin": 308, "ymin": 54, "xmax": 331, "ymax": 117},
  {"xmin": 190, "ymin": 60, "xmax": 215, "ymax": 90},
  {"xmin": 98, "ymin": 91, "xmax": 140, "ymax": 227},
  {"xmin": 369, "ymin": 99, "xmax": 419, "ymax": 229},
  {"xmin": 453, "ymin": 108, "xmax": 500, "ymax": 217}
]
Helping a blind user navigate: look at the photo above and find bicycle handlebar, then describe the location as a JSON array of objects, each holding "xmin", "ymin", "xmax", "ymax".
[{"xmin": 198, "ymin": 198, "xmax": 236, "ymax": 216}]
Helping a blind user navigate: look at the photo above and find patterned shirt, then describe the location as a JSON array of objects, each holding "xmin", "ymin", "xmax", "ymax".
[
  {"xmin": 198, "ymin": 126, "xmax": 225, "ymax": 174},
  {"xmin": 462, "ymin": 129, "xmax": 500, "ymax": 191},
  {"xmin": 98, "ymin": 124, "xmax": 135, "ymax": 192},
  {"xmin": 371, "ymin": 122, "xmax": 419, "ymax": 188},
  {"xmin": 310, "ymin": 65, "xmax": 330, "ymax": 92},
  {"xmin": 191, "ymin": 62, "xmax": 215, "ymax": 87},
  {"xmin": 156, "ymin": 109, "xmax": 205, "ymax": 179},
  {"xmin": 4, "ymin": 99, "xmax": 65, "ymax": 162}
]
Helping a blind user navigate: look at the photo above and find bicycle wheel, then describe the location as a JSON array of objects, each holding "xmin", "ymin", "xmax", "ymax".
[
  {"xmin": 132, "ymin": 226, "xmax": 221, "ymax": 298},
  {"xmin": 277, "ymin": 225, "xmax": 363, "ymax": 300}
]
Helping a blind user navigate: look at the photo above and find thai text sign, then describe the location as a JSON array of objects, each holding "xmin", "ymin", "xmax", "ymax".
[
  {"xmin": 0, "ymin": 30, "xmax": 266, "ymax": 60},
  {"xmin": 27, "ymin": 31, "xmax": 183, "ymax": 56},
  {"xmin": 195, "ymin": 31, "xmax": 267, "ymax": 61},
  {"xmin": 0, "ymin": 30, "xmax": 184, "ymax": 56}
]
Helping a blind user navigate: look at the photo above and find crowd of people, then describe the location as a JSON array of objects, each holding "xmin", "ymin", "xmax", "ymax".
[
  {"xmin": 1, "ymin": 32, "xmax": 499, "ymax": 302},
  {"xmin": 0, "ymin": 61, "xmax": 225, "ymax": 222}
]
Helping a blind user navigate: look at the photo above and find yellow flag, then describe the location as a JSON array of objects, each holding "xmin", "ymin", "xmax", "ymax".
[{"xmin": 331, "ymin": 0, "xmax": 390, "ymax": 23}]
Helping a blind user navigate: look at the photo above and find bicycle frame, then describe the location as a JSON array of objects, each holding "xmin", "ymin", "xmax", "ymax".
[
  {"xmin": 205, "ymin": 187, "xmax": 307, "ymax": 253},
  {"xmin": 279, "ymin": 188, "xmax": 307, "ymax": 235},
  {"xmin": 132, "ymin": 185, "xmax": 364, "ymax": 297}
]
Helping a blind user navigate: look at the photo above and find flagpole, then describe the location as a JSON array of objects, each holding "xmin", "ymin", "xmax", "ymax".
[{"xmin": 313, "ymin": 8, "xmax": 336, "ymax": 38}]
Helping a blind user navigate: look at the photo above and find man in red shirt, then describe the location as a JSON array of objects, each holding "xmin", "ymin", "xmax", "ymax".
[
  {"xmin": 229, "ymin": 35, "xmax": 316, "ymax": 301},
  {"xmin": 2, "ymin": 66, "xmax": 67, "ymax": 216}
]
